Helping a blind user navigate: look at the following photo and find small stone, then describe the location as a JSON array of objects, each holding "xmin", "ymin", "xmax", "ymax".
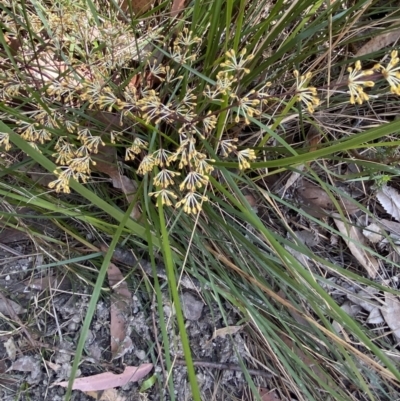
[
  {"xmin": 67, "ymin": 322, "xmax": 77, "ymax": 331},
  {"xmin": 181, "ymin": 293, "xmax": 203, "ymax": 321},
  {"xmin": 135, "ymin": 350, "xmax": 146, "ymax": 360}
]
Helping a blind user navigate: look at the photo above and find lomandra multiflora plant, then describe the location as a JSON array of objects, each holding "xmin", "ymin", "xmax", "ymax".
[{"xmin": 1, "ymin": 3, "xmax": 400, "ymax": 215}]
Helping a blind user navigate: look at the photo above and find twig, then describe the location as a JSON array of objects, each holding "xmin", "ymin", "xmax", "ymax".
[
  {"xmin": 0, "ymin": 243, "xmax": 23, "ymax": 256},
  {"xmin": 174, "ymin": 359, "xmax": 273, "ymax": 379}
]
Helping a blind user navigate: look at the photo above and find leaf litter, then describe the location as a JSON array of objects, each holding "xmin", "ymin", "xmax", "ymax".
[
  {"xmin": 376, "ymin": 185, "xmax": 400, "ymax": 222},
  {"xmin": 279, "ymin": 164, "xmax": 400, "ymax": 385},
  {"xmin": 1, "ymin": 2, "xmax": 400, "ymax": 399},
  {"xmin": 107, "ymin": 263, "xmax": 134, "ymax": 360},
  {"xmin": 54, "ymin": 364, "xmax": 153, "ymax": 391},
  {"xmin": 0, "ymin": 236, "xmax": 255, "ymax": 400},
  {"xmin": 94, "ymin": 145, "xmax": 141, "ymax": 221},
  {"xmin": 333, "ymin": 214, "xmax": 380, "ymax": 279}
]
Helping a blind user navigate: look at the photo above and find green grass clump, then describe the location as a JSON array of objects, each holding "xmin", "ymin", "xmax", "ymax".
[{"xmin": 2, "ymin": 0, "xmax": 400, "ymax": 400}]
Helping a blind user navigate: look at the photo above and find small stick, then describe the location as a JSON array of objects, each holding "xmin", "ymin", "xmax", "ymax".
[{"xmin": 174, "ymin": 359, "xmax": 273, "ymax": 379}]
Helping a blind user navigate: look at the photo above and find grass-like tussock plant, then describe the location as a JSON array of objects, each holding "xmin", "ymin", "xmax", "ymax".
[{"xmin": 2, "ymin": 0, "xmax": 400, "ymax": 400}]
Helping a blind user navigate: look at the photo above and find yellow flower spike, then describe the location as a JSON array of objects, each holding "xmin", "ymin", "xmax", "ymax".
[
  {"xmin": 178, "ymin": 148, "xmax": 191, "ymax": 170},
  {"xmin": 347, "ymin": 60, "xmax": 375, "ymax": 105},
  {"xmin": 149, "ymin": 189, "xmax": 178, "ymax": 207},
  {"xmin": 219, "ymin": 138, "xmax": 238, "ymax": 157},
  {"xmin": 110, "ymin": 131, "xmax": 122, "ymax": 144},
  {"xmin": 203, "ymin": 112, "xmax": 217, "ymax": 134},
  {"xmin": 0, "ymin": 132, "xmax": 12, "ymax": 151},
  {"xmin": 237, "ymin": 149, "xmax": 256, "ymax": 170},
  {"xmin": 125, "ymin": 148, "xmax": 136, "ymax": 162},
  {"xmin": 68, "ymin": 155, "xmax": 93, "ymax": 175},
  {"xmin": 194, "ymin": 157, "xmax": 215, "ymax": 175},
  {"xmin": 153, "ymin": 169, "xmax": 180, "ymax": 188},
  {"xmin": 176, "ymin": 192, "xmax": 208, "ymax": 214},
  {"xmin": 48, "ymin": 168, "xmax": 74, "ymax": 193},
  {"xmin": 294, "ymin": 70, "xmax": 320, "ymax": 113},
  {"xmin": 235, "ymin": 94, "xmax": 261, "ymax": 124},
  {"xmin": 179, "ymin": 171, "xmax": 209, "ymax": 191},
  {"xmin": 137, "ymin": 154, "xmax": 156, "ymax": 175},
  {"xmin": 54, "ymin": 150, "xmax": 75, "ymax": 166},
  {"xmin": 152, "ymin": 149, "xmax": 172, "ymax": 167},
  {"xmin": 220, "ymin": 48, "xmax": 254, "ymax": 75},
  {"xmin": 375, "ymin": 50, "xmax": 400, "ymax": 96}
]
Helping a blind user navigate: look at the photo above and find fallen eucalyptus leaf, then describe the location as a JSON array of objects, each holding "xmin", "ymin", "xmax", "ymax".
[
  {"xmin": 347, "ymin": 287, "xmax": 382, "ymax": 312},
  {"xmin": 378, "ymin": 219, "xmax": 400, "ymax": 236},
  {"xmin": 95, "ymin": 145, "xmax": 140, "ymax": 220},
  {"xmin": 3, "ymin": 337, "xmax": 17, "ymax": 361},
  {"xmin": 0, "ymin": 294, "xmax": 26, "ymax": 316},
  {"xmin": 356, "ymin": 23, "xmax": 400, "ymax": 56},
  {"xmin": 211, "ymin": 325, "xmax": 243, "ymax": 340},
  {"xmin": 85, "ymin": 388, "xmax": 126, "ymax": 401},
  {"xmin": 367, "ymin": 307, "xmax": 384, "ymax": 325},
  {"xmin": 363, "ymin": 223, "xmax": 383, "ymax": 244},
  {"xmin": 107, "ymin": 263, "xmax": 133, "ymax": 359},
  {"xmin": 296, "ymin": 182, "xmax": 359, "ymax": 217},
  {"xmin": 333, "ymin": 215, "xmax": 379, "ymax": 278},
  {"xmin": 332, "ymin": 302, "xmax": 362, "ymax": 334},
  {"xmin": 55, "ymin": 364, "xmax": 153, "ymax": 391},
  {"xmin": 382, "ymin": 293, "xmax": 400, "ymax": 341},
  {"xmin": 376, "ymin": 185, "xmax": 400, "ymax": 222}
]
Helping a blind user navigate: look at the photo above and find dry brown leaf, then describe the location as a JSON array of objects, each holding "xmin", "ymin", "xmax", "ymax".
[
  {"xmin": 3, "ymin": 338, "xmax": 17, "ymax": 361},
  {"xmin": 171, "ymin": 0, "xmax": 186, "ymax": 17},
  {"xmin": 0, "ymin": 294, "xmax": 26, "ymax": 316},
  {"xmin": 376, "ymin": 185, "xmax": 400, "ymax": 222},
  {"xmin": 378, "ymin": 219, "xmax": 400, "ymax": 236},
  {"xmin": 23, "ymin": 274, "xmax": 71, "ymax": 291},
  {"xmin": 0, "ymin": 351, "xmax": 17, "ymax": 385},
  {"xmin": 381, "ymin": 293, "xmax": 400, "ymax": 341},
  {"xmin": 0, "ymin": 226, "xmax": 29, "ymax": 244},
  {"xmin": 259, "ymin": 389, "xmax": 281, "ymax": 401},
  {"xmin": 120, "ymin": 0, "xmax": 155, "ymax": 15},
  {"xmin": 100, "ymin": 244, "xmax": 139, "ymax": 266},
  {"xmin": 55, "ymin": 364, "xmax": 153, "ymax": 391},
  {"xmin": 8, "ymin": 356, "xmax": 40, "ymax": 374},
  {"xmin": 95, "ymin": 145, "xmax": 141, "ymax": 220},
  {"xmin": 296, "ymin": 182, "xmax": 359, "ymax": 217},
  {"xmin": 4, "ymin": 34, "xmax": 21, "ymax": 55},
  {"xmin": 27, "ymin": 52, "xmax": 69, "ymax": 84},
  {"xmin": 332, "ymin": 302, "xmax": 362, "ymax": 334},
  {"xmin": 356, "ymin": 23, "xmax": 400, "ymax": 56},
  {"xmin": 107, "ymin": 263, "xmax": 133, "ymax": 359},
  {"xmin": 363, "ymin": 223, "xmax": 383, "ymax": 244},
  {"xmin": 296, "ymin": 183, "xmax": 333, "ymax": 217},
  {"xmin": 347, "ymin": 286, "xmax": 381, "ymax": 312},
  {"xmin": 367, "ymin": 307, "xmax": 384, "ymax": 325},
  {"xmin": 281, "ymin": 336, "xmax": 329, "ymax": 385},
  {"xmin": 333, "ymin": 215, "xmax": 379, "ymax": 278},
  {"xmin": 283, "ymin": 165, "xmax": 305, "ymax": 194},
  {"xmin": 86, "ymin": 388, "xmax": 126, "ymax": 401},
  {"xmin": 45, "ymin": 360, "xmax": 61, "ymax": 372},
  {"xmin": 211, "ymin": 325, "xmax": 243, "ymax": 340}
]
